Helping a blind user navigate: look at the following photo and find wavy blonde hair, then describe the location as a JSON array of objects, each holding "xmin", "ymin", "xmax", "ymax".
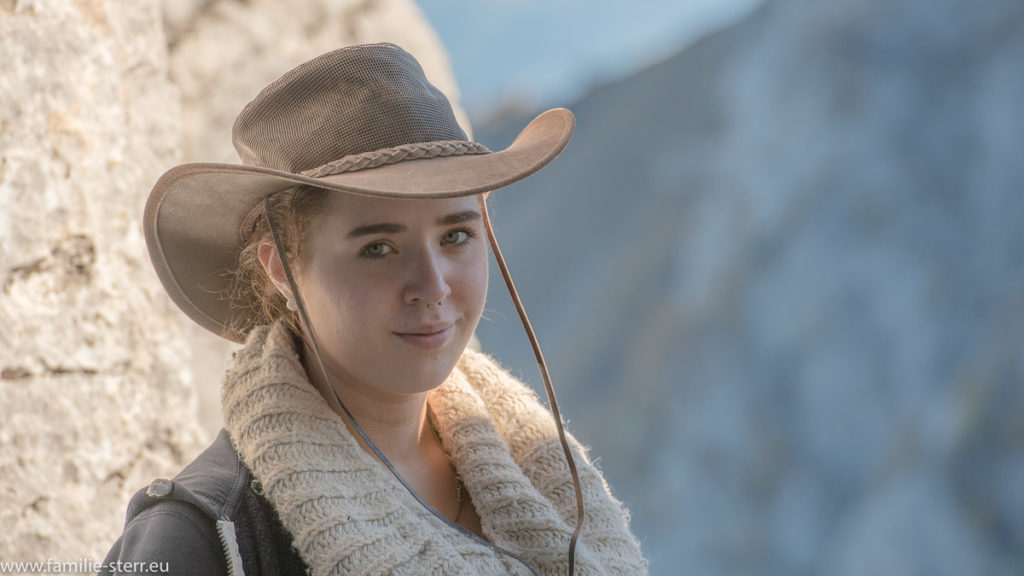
[{"xmin": 224, "ymin": 185, "xmax": 328, "ymax": 341}]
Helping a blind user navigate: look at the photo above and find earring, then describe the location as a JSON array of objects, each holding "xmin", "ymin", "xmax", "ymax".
[{"xmin": 286, "ymin": 299, "xmax": 298, "ymax": 312}]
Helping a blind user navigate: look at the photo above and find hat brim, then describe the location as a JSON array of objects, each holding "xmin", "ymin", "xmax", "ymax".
[{"xmin": 145, "ymin": 108, "xmax": 573, "ymax": 342}]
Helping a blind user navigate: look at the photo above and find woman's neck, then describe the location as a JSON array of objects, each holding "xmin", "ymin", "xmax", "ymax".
[
  {"xmin": 300, "ymin": 342, "xmax": 434, "ymax": 464},
  {"xmin": 297, "ymin": 338, "xmax": 481, "ymax": 533}
]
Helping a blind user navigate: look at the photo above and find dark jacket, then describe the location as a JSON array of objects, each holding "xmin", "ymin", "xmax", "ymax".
[{"xmin": 100, "ymin": 430, "xmax": 308, "ymax": 576}]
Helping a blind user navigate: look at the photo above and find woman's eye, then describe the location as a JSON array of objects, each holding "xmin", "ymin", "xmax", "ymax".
[
  {"xmin": 360, "ymin": 242, "xmax": 394, "ymax": 259},
  {"xmin": 441, "ymin": 229, "xmax": 474, "ymax": 245}
]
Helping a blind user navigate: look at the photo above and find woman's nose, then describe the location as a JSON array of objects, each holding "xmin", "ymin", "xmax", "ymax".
[{"xmin": 403, "ymin": 247, "xmax": 451, "ymax": 307}]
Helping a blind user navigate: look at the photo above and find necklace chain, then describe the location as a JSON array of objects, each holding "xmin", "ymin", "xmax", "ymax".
[{"xmin": 453, "ymin": 473, "xmax": 465, "ymax": 522}]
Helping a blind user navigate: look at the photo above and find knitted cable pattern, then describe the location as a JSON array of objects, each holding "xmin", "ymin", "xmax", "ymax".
[{"xmin": 221, "ymin": 321, "xmax": 647, "ymax": 576}]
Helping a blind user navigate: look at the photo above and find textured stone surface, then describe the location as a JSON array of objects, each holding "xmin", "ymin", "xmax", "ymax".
[
  {"xmin": 0, "ymin": 0, "xmax": 203, "ymax": 563},
  {"xmin": 1, "ymin": 0, "xmax": 461, "ymax": 565},
  {"xmin": 474, "ymin": 0, "xmax": 1024, "ymax": 574}
]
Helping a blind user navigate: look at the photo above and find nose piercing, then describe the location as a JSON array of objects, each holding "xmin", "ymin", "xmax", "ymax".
[{"xmin": 426, "ymin": 301, "xmax": 442, "ymax": 309}]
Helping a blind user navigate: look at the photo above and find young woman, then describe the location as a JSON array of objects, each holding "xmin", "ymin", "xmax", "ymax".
[{"xmin": 102, "ymin": 42, "xmax": 646, "ymax": 576}]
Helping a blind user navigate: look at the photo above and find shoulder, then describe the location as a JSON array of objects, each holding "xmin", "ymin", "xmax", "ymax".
[
  {"xmin": 455, "ymin": 349, "xmax": 545, "ymax": 408},
  {"xmin": 455, "ymin": 348, "xmax": 561, "ymax": 439},
  {"xmin": 101, "ymin": 431, "xmax": 263, "ymax": 576},
  {"xmin": 100, "ymin": 497, "xmax": 228, "ymax": 576},
  {"xmin": 174, "ymin": 428, "xmax": 253, "ymax": 515}
]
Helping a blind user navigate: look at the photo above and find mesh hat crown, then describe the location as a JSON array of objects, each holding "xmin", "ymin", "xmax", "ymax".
[
  {"xmin": 233, "ymin": 43, "xmax": 471, "ymax": 173},
  {"xmin": 144, "ymin": 43, "xmax": 574, "ymax": 342}
]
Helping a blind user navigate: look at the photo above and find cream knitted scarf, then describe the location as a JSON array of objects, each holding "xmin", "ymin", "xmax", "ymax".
[{"xmin": 222, "ymin": 322, "xmax": 647, "ymax": 576}]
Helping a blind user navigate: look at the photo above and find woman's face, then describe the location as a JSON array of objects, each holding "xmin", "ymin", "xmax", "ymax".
[{"xmin": 284, "ymin": 193, "xmax": 489, "ymax": 398}]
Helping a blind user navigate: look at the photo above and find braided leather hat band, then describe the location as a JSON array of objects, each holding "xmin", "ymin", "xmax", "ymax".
[{"xmin": 301, "ymin": 140, "xmax": 492, "ymax": 178}]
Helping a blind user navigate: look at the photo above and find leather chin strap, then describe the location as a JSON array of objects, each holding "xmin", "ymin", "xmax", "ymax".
[
  {"xmin": 264, "ymin": 195, "xmax": 584, "ymax": 576},
  {"xmin": 480, "ymin": 201, "xmax": 585, "ymax": 574}
]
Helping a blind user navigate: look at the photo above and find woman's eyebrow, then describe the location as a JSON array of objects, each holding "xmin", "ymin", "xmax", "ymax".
[
  {"xmin": 438, "ymin": 210, "xmax": 482, "ymax": 225},
  {"xmin": 346, "ymin": 222, "xmax": 405, "ymax": 238}
]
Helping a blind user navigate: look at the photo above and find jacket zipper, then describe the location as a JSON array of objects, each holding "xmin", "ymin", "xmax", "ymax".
[{"xmin": 217, "ymin": 519, "xmax": 247, "ymax": 576}]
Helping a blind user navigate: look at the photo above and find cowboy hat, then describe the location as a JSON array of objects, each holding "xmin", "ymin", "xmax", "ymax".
[{"xmin": 144, "ymin": 42, "xmax": 574, "ymax": 342}]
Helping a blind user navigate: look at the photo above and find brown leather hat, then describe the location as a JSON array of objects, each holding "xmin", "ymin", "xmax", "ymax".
[{"xmin": 144, "ymin": 43, "xmax": 574, "ymax": 341}]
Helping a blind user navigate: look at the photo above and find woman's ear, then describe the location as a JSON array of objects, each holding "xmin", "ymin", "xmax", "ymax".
[{"xmin": 257, "ymin": 239, "xmax": 295, "ymax": 302}]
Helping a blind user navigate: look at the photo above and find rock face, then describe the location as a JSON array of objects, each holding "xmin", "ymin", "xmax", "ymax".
[
  {"xmin": 0, "ymin": 0, "xmax": 201, "ymax": 563},
  {"xmin": 0, "ymin": 0, "xmax": 461, "ymax": 564},
  {"xmin": 474, "ymin": 0, "xmax": 1024, "ymax": 574}
]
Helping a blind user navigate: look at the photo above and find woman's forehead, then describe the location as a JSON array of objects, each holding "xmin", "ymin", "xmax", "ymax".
[{"xmin": 318, "ymin": 192, "xmax": 485, "ymax": 227}]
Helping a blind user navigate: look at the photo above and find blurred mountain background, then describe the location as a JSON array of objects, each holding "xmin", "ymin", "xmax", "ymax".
[{"xmin": 433, "ymin": 0, "xmax": 1024, "ymax": 574}]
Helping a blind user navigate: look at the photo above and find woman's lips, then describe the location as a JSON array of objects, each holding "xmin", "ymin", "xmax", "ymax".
[{"xmin": 394, "ymin": 325, "xmax": 454, "ymax": 350}]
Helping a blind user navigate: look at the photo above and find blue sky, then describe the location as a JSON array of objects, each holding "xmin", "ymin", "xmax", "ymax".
[{"xmin": 417, "ymin": 0, "xmax": 763, "ymax": 121}]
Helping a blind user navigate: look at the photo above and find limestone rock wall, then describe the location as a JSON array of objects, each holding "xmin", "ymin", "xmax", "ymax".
[
  {"xmin": 0, "ymin": 0, "xmax": 201, "ymax": 563},
  {"xmin": 0, "ymin": 0, "xmax": 461, "ymax": 564}
]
